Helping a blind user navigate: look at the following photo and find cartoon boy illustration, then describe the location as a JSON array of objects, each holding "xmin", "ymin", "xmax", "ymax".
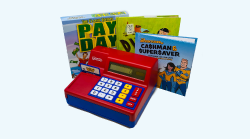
[
  {"xmin": 159, "ymin": 62, "xmax": 176, "ymax": 91},
  {"xmin": 74, "ymin": 49, "xmax": 89, "ymax": 67},
  {"xmin": 157, "ymin": 28, "xmax": 170, "ymax": 35},
  {"xmin": 174, "ymin": 58, "xmax": 191, "ymax": 96}
]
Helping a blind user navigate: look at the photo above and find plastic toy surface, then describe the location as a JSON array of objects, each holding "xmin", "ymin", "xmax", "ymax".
[{"xmin": 64, "ymin": 46, "xmax": 158, "ymax": 128}]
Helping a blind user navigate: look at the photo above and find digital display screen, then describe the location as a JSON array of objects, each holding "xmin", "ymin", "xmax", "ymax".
[
  {"xmin": 110, "ymin": 64, "xmax": 132, "ymax": 75},
  {"xmin": 108, "ymin": 62, "xmax": 146, "ymax": 80}
]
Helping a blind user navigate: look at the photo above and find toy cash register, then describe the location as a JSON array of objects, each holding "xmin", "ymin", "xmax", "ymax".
[{"xmin": 64, "ymin": 46, "xmax": 158, "ymax": 128}]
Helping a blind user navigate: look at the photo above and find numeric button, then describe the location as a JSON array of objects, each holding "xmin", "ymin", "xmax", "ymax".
[
  {"xmin": 104, "ymin": 83, "xmax": 112, "ymax": 88},
  {"xmin": 105, "ymin": 95, "xmax": 113, "ymax": 101},
  {"xmin": 97, "ymin": 81, "xmax": 105, "ymax": 86},
  {"xmin": 108, "ymin": 90, "xmax": 117, "ymax": 96},
  {"xmin": 90, "ymin": 90, "xmax": 98, "ymax": 96},
  {"xmin": 108, "ymin": 79, "xmax": 115, "ymax": 84},
  {"xmin": 112, "ymin": 86, "xmax": 119, "ymax": 91},
  {"xmin": 101, "ymin": 88, "xmax": 109, "ymax": 93},
  {"xmin": 101, "ymin": 77, "xmax": 108, "ymax": 82},
  {"xmin": 97, "ymin": 93, "xmax": 106, "ymax": 98},
  {"xmin": 115, "ymin": 81, "xmax": 122, "ymax": 86},
  {"xmin": 94, "ymin": 86, "xmax": 102, "ymax": 91}
]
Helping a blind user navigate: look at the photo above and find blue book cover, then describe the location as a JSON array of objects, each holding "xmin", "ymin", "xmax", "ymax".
[{"xmin": 135, "ymin": 33, "xmax": 198, "ymax": 96}]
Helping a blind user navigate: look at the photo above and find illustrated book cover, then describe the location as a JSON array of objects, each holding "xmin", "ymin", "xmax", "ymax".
[
  {"xmin": 135, "ymin": 33, "xmax": 198, "ymax": 96},
  {"xmin": 116, "ymin": 16, "xmax": 181, "ymax": 53},
  {"xmin": 61, "ymin": 11, "xmax": 129, "ymax": 78}
]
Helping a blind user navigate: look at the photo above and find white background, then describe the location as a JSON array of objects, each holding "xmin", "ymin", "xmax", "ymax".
[{"xmin": 1, "ymin": 0, "xmax": 250, "ymax": 139}]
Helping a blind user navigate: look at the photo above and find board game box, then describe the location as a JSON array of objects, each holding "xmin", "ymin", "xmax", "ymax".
[
  {"xmin": 135, "ymin": 33, "xmax": 198, "ymax": 96},
  {"xmin": 61, "ymin": 11, "xmax": 129, "ymax": 78},
  {"xmin": 116, "ymin": 16, "xmax": 181, "ymax": 53}
]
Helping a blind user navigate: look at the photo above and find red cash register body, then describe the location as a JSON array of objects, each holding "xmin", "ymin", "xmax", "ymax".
[{"xmin": 64, "ymin": 46, "xmax": 158, "ymax": 127}]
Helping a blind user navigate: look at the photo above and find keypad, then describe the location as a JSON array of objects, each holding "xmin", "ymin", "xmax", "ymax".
[{"xmin": 88, "ymin": 76, "xmax": 144, "ymax": 110}]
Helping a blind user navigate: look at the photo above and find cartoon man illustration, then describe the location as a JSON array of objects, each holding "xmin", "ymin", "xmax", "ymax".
[
  {"xmin": 74, "ymin": 49, "xmax": 89, "ymax": 67},
  {"xmin": 174, "ymin": 58, "xmax": 191, "ymax": 96},
  {"xmin": 159, "ymin": 62, "xmax": 176, "ymax": 91},
  {"xmin": 157, "ymin": 28, "xmax": 170, "ymax": 35}
]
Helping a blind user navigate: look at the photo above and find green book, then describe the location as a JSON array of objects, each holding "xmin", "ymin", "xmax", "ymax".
[{"xmin": 116, "ymin": 16, "xmax": 181, "ymax": 53}]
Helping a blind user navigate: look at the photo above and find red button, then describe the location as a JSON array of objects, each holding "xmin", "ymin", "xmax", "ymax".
[
  {"xmin": 129, "ymin": 97, "xmax": 137, "ymax": 102},
  {"xmin": 132, "ymin": 87, "xmax": 142, "ymax": 97},
  {"xmin": 126, "ymin": 102, "xmax": 134, "ymax": 107}
]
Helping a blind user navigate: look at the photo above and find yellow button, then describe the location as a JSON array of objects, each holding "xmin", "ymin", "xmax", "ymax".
[
  {"xmin": 115, "ymin": 98, "xmax": 124, "ymax": 104},
  {"xmin": 121, "ymin": 89, "xmax": 130, "ymax": 94},
  {"xmin": 118, "ymin": 93, "xmax": 127, "ymax": 99},
  {"xmin": 124, "ymin": 84, "xmax": 132, "ymax": 89}
]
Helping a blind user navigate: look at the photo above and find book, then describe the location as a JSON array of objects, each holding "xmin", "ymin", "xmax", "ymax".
[
  {"xmin": 135, "ymin": 33, "xmax": 198, "ymax": 96},
  {"xmin": 116, "ymin": 16, "xmax": 181, "ymax": 53},
  {"xmin": 61, "ymin": 11, "xmax": 129, "ymax": 78}
]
